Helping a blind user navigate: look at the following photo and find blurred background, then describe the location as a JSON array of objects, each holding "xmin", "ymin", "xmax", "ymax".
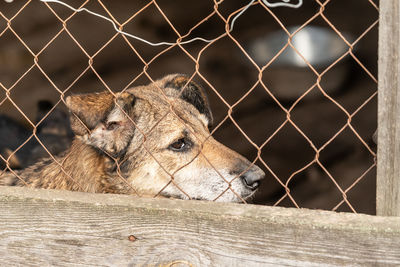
[{"xmin": 0, "ymin": 0, "xmax": 378, "ymax": 213}]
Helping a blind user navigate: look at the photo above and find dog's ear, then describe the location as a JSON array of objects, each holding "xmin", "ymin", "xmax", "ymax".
[
  {"xmin": 65, "ymin": 92, "xmax": 115, "ymax": 136},
  {"xmin": 161, "ymin": 74, "xmax": 213, "ymax": 127},
  {"xmin": 66, "ymin": 92, "xmax": 136, "ymax": 157}
]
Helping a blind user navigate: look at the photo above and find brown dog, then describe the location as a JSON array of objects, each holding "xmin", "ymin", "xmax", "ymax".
[{"xmin": 0, "ymin": 74, "xmax": 265, "ymax": 202}]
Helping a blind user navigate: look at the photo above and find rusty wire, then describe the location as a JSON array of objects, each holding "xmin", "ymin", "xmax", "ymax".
[{"xmin": 0, "ymin": 0, "xmax": 378, "ymax": 212}]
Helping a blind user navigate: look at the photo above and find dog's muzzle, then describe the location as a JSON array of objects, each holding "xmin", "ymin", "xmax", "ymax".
[{"xmin": 239, "ymin": 165, "xmax": 265, "ymax": 190}]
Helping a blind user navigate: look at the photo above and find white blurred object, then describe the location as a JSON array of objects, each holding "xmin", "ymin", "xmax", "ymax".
[
  {"xmin": 248, "ymin": 25, "xmax": 354, "ymax": 100},
  {"xmin": 249, "ymin": 26, "xmax": 353, "ymax": 68}
]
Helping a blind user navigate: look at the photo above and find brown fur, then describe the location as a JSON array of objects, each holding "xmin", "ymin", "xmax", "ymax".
[{"xmin": 0, "ymin": 74, "xmax": 265, "ymax": 202}]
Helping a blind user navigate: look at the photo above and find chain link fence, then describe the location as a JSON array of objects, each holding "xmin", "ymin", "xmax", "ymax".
[{"xmin": 0, "ymin": 0, "xmax": 378, "ymax": 213}]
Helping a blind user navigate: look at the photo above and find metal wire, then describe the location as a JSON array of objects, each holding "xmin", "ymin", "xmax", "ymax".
[{"xmin": 0, "ymin": 0, "xmax": 378, "ymax": 213}]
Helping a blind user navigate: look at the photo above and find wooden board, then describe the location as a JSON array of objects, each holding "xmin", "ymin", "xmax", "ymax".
[
  {"xmin": 0, "ymin": 186, "xmax": 399, "ymax": 266},
  {"xmin": 377, "ymin": 0, "xmax": 400, "ymax": 216}
]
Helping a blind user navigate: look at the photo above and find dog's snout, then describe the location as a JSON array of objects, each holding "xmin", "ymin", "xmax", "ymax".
[
  {"xmin": 240, "ymin": 166, "xmax": 265, "ymax": 190},
  {"xmin": 241, "ymin": 173, "xmax": 260, "ymax": 190}
]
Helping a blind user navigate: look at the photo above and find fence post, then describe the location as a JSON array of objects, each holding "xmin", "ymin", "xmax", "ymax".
[{"xmin": 377, "ymin": 0, "xmax": 400, "ymax": 216}]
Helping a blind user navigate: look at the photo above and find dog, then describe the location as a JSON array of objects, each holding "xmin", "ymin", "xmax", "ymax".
[{"xmin": 0, "ymin": 74, "xmax": 265, "ymax": 202}]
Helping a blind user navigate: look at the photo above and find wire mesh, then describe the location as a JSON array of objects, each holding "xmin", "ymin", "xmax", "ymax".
[{"xmin": 0, "ymin": 0, "xmax": 378, "ymax": 213}]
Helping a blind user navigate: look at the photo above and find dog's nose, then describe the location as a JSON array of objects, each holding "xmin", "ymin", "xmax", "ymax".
[{"xmin": 240, "ymin": 166, "xmax": 265, "ymax": 190}]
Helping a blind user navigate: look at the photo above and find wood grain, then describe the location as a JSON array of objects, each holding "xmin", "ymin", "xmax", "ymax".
[
  {"xmin": 0, "ymin": 186, "xmax": 399, "ymax": 266},
  {"xmin": 377, "ymin": 0, "xmax": 400, "ymax": 216}
]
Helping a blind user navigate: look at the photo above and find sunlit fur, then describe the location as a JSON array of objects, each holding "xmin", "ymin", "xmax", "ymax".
[{"xmin": 0, "ymin": 74, "xmax": 265, "ymax": 202}]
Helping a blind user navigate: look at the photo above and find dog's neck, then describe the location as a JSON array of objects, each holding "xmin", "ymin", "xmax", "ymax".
[{"xmin": 12, "ymin": 139, "xmax": 127, "ymax": 193}]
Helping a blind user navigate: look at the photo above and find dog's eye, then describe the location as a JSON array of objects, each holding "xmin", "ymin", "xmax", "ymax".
[
  {"xmin": 106, "ymin": 121, "xmax": 120, "ymax": 130},
  {"xmin": 169, "ymin": 138, "xmax": 187, "ymax": 151}
]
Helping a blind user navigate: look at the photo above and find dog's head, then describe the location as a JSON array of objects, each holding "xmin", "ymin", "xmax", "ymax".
[{"xmin": 65, "ymin": 74, "xmax": 265, "ymax": 202}]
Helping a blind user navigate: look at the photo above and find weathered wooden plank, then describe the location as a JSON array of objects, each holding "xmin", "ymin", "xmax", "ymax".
[
  {"xmin": 377, "ymin": 0, "xmax": 400, "ymax": 216},
  {"xmin": 0, "ymin": 186, "xmax": 399, "ymax": 266}
]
